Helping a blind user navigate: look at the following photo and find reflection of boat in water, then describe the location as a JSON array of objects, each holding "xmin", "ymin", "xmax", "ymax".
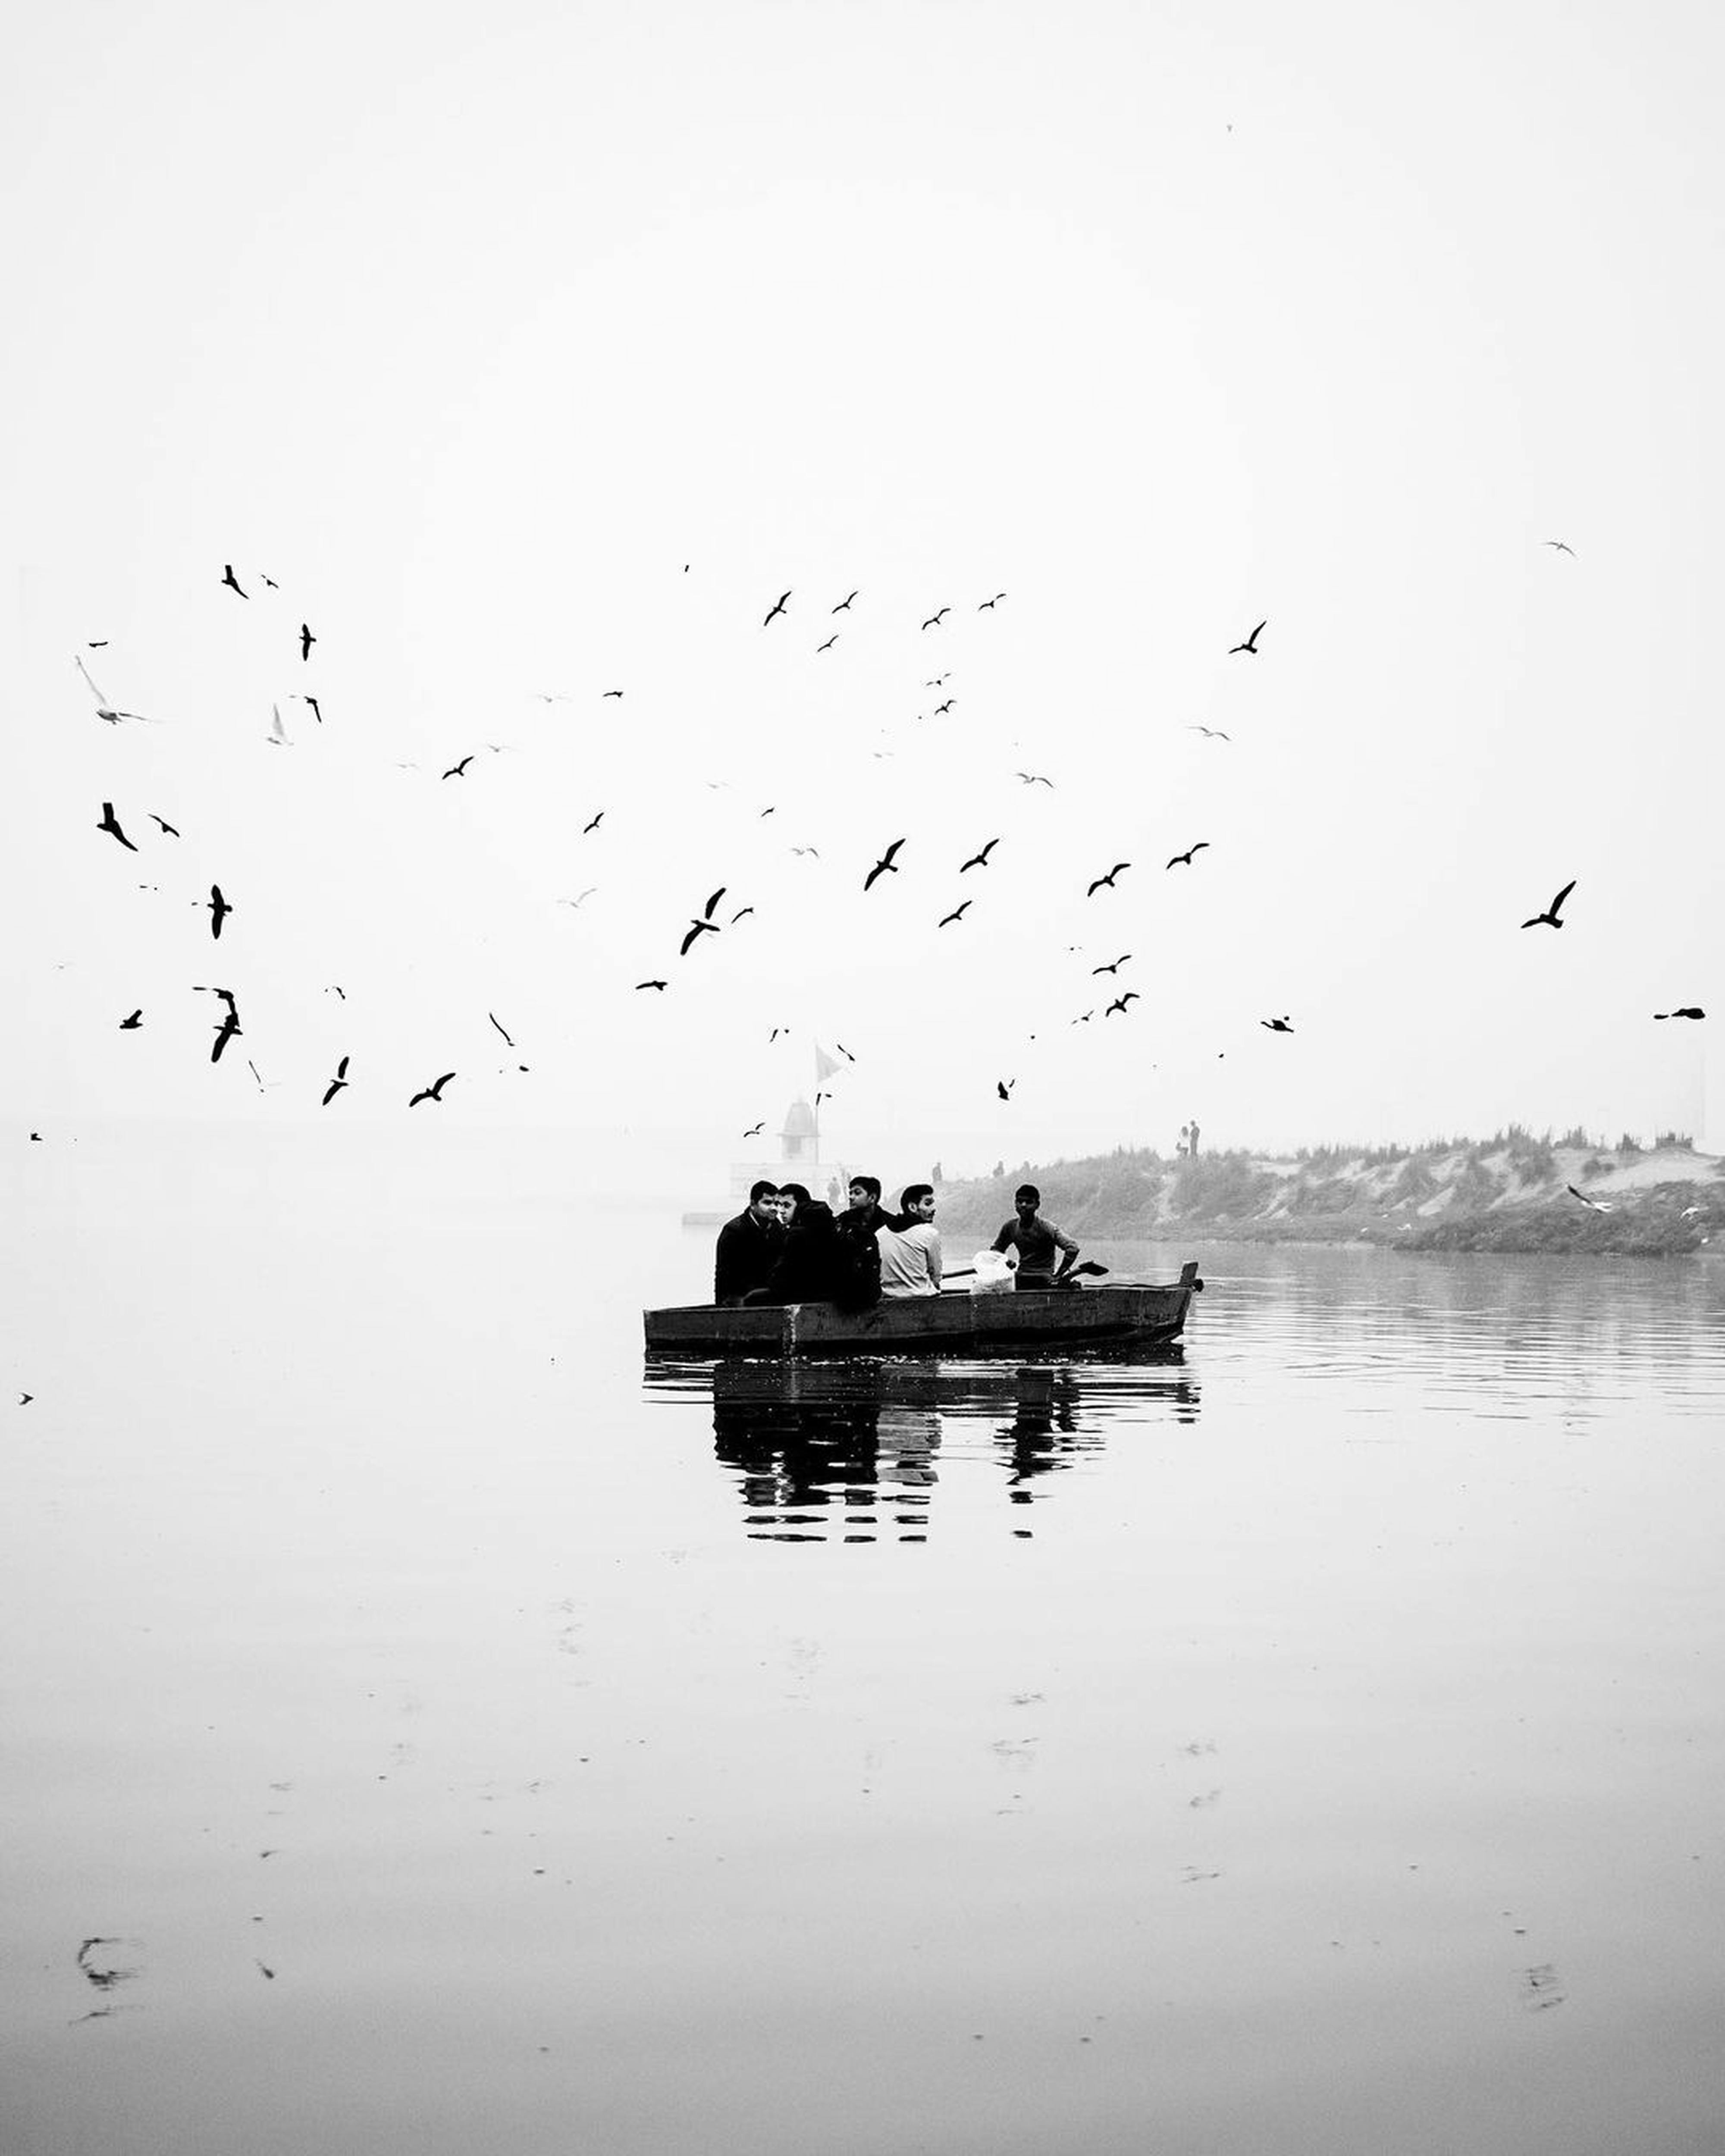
[
  {"xmin": 643, "ymin": 1263, "xmax": 1203, "ymax": 1356},
  {"xmin": 644, "ymin": 1351, "xmax": 1199, "ymax": 1543}
]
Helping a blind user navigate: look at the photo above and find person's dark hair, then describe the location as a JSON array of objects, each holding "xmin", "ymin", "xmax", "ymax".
[
  {"xmin": 1015, "ymin": 1183, "xmax": 1040, "ymax": 1204},
  {"xmin": 796, "ymin": 1198, "xmax": 834, "ymax": 1230},
  {"xmin": 900, "ymin": 1183, "xmax": 934, "ymax": 1212},
  {"xmin": 778, "ymin": 1182, "xmax": 812, "ymax": 1206},
  {"xmin": 749, "ymin": 1179, "xmax": 780, "ymax": 1204},
  {"xmin": 848, "ymin": 1174, "xmax": 881, "ymax": 1201}
]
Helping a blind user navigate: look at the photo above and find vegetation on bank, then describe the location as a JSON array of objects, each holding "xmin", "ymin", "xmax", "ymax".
[{"xmin": 935, "ymin": 1128, "xmax": 1725, "ymax": 1256}]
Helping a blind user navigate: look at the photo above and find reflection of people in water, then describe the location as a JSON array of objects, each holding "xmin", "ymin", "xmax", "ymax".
[
  {"xmin": 1000, "ymin": 1366, "xmax": 1087, "ymax": 1532},
  {"xmin": 711, "ymin": 1360, "xmax": 935, "ymax": 1543},
  {"xmin": 685, "ymin": 1352, "xmax": 1198, "ymax": 1544},
  {"xmin": 997, "ymin": 1360, "xmax": 1201, "ymax": 1532}
]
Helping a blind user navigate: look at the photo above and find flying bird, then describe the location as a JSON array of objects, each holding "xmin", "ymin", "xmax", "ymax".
[
  {"xmin": 789, "ymin": 846, "xmax": 820, "ymax": 858},
  {"xmin": 583, "ymin": 811, "xmax": 604, "ymax": 834},
  {"xmin": 73, "ymin": 655, "xmax": 150, "ymax": 724},
  {"xmin": 636, "ymin": 979, "xmax": 668, "ymax": 991},
  {"xmin": 149, "ymin": 815, "xmax": 180, "ymax": 837},
  {"xmin": 939, "ymin": 901, "xmax": 972, "ymax": 927},
  {"xmin": 1086, "ymin": 862, "xmax": 1130, "ymax": 896},
  {"xmin": 194, "ymin": 985, "xmax": 239, "ymax": 1025},
  {"xmin": 1016, "ymin": 771, "xmax": 1054, "ymax": 787},
  {"xmin": 817, "ymin": 635, "xmax": 839, "ymax": 652},
  {"xmin": 1166, "ymin": 842, "xmax": 1209, "ymax": 868},
  {"xmin": 836, "ymin": 1044, "xmax": 856, "ymax": 1061},
  {"xmin": 920, "ymin": 608, "xmax": 950, "ymax": 630},
  {"xmin": 961, "ymin": 839, "xmax": 999, "ymax": 871},
  {"xmin": 1520, "ymin": 879, "xmax": 1575, "ymax": 929},
  {"xmin": 558, "ymin": 888, "xmax": 598, "ymax": 909},
  {"xmin": 119, "ymin": 1009, "xmax": 142, "ymax": 1030},
  {"xmin": 299, "ymin": 623, "xmax": 315, "ymax": 661},
  {"xmin": 97, "ymin": 802, "xmax": 138, "ymax": 851},
  {"xmin": 1229, "ymin": 620, "xmax": 1266, "ymax": 655},
  {"xmin": 1091, "ymin": 955, "xmax": 1131, "ymax": 975},
  {"xmin": 730, "ymin": 906, "xmax": 754, "ymax": 924},
  {"xmin": 1261, "ymin": 1015, "xmax": 1294, "ymax": 1033},
  {"xmin": 442, "ymin": 755, "xmax": 474, "ymax": 780},
  {"xmin": 680, "ymin": 886, "xmax": 728, "ymax": 956},
  {"xmin": 297, "ymin": 694, "xmax": 323, "ymax": 724},
  {"xmin": 1566, "ymin": 1184, "xmax": 1612, "ymax": 1212},
  {"xmin": 489, "ymin": 1012, "xmax": 515, "ymax": 1047},
  {"xmin": 864, "ymin": 839, "xmax": 905, "ymax": 891},
  {"xmin": 932, "ymin": 699, "xmax": 955, "ymax": 715},
  {"xmin": 996, "ymin": 1078, "xmax": 1015, "ymax": 1101},
  {"xmin": 322, "ymin": 1056, "xmax": 351, "ymax": 1106},
  {"xmin": 409, "ymin": 1072, "xmax": 456, "ymax": 1106},
  {"xmin": 1189, "ymin": 725, "xmax": 1230, "ymax": 740},
  {"xmin": 978, "ymin": 592, "xmax": 1006, "ymax": 609},
  {"xmin": 207, "ymin": 885, "xmax": 232, "ymax": 939},
  {"xmin": 1544, "ymin": 541, "xmax": 1576, "ymax": 556},
  {"xmin": 602, "ymin": 689, "xmax": 624, "ymax": 699},
  {"xmin": 1654, "ymin": 1006, "xmax": 1706, "ymax": 1020},
  {"xmin": 326, "ymin": 984, "xmax": 346, "ymax": 1000},
  {"xmin": 742, "ymin": 1122, "xmax": 764, "ymax": 1138},
  {"xmin": 832, "ymin": 591, "xmax": 858, "ymax": 613},
  {"xmin": 211, "ymin": 1009, "xmax": 241, "ymax": 1063},
  {"xmin": 762, "ymin": 590, "xmax": 791, "ymax": 627},
  {"xmin": 221, "ymin": 564, "xmax": 247, "ymax": 598},
  {"xmin": 1105, "ymin": 993, "xmax": 1140, "ymax": 1017}
]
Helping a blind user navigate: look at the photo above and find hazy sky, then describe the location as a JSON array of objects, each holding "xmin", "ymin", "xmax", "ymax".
[{"xmin": 7, "ymin": 0, "xmax": 1721, "ymax": 1177}]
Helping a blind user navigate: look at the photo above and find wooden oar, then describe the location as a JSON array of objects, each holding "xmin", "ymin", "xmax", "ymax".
[{"xmin": 940, "ymin": 1260, "xmax": 1110, "ymax": 1290}]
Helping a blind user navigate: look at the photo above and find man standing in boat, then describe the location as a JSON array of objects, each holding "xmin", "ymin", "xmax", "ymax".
[
  {"xmin": 714, "ymin": 1180, "xmax": 784, "ymax": 1306},
  {"xmin": 991, "ymin": 1184, "xmax": 1082, "ymax": 1290},
  {"xmin": 878, "ymin": 1184, "xmax": 943, "ymax": 1298}
]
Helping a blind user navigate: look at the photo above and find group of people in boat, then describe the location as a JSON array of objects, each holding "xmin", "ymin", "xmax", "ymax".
[{"xmin": 712, "ymin": 1177, "xmax": 1082, "ymax": 1310}]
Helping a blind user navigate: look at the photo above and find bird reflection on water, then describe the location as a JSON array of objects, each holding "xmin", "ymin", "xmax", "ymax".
[{"xmin": 643, "ymin": 1350, "xmax": 1198, "ymax": 1543}]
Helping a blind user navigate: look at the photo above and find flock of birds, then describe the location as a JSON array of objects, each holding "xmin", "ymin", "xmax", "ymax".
[{"xmin": 73, "ymin": 552, "xmax": 1705, "ymax": 1134}]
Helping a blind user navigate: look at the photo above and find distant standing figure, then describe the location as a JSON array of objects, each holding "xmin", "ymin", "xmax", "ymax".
[
  {"xmin": 879, "ymin": 1185, "xmax": 943, "ymax": 1299},
  {"xmin": 1179, "ymin": 1123, "xmax": 1190, "ymax": 1156},
  {"xmin": 991, "ymin": 1184, "xmax": 1081, "ymax": 1291},
  {"xmin": 714, "ymin": 1180, "xmax": 784, "ymax": 1305},
  {"xmin": 931, "ymin": 1161, "xmax": 942, "ymax": 1184},
  {"xmin": 1188, "ymin": 1120, "xmax": 1201, "ymax": 1157}
]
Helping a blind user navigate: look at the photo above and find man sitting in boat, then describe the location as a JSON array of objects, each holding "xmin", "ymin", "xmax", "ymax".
[
  {"xmin": 878, "ymin": 1183, "xmax": 943, "ymax": 1298},
  {"xmin": 835, "ymin": 1175, "xmax": 886, "ymax": 1306},
  {"xmin": 991, "ymin": 1184, "xmax": 1081, "ymax": 1290},
  {"xmin": 713, "ymin": 1179, "xmax": 784, "ymax": 1306},
  {"xmin": 746, "ymin": 1186, "xmax": 875, "ymax": 1308}
]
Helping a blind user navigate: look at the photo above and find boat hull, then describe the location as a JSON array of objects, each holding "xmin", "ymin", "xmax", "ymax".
[{"xmin": 644, "ymin": 1264, "xmax": 1202, "ymax": 1356}]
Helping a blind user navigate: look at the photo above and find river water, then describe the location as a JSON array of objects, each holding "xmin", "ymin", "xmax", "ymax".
[{"xmin": 7, "ymin": 1127, "xmax": 1725, "ymax": 2154}]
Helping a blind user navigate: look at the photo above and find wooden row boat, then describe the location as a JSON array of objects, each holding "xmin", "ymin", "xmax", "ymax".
[{"xmin": 643, "ymin": 1262, "xmax": 1203, "ymax": 1356}]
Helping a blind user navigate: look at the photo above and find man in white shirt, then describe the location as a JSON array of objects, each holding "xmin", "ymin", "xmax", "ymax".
[{"xmin": 878, "ymin": 1183, "xmax": 943, "ymax": 1298}]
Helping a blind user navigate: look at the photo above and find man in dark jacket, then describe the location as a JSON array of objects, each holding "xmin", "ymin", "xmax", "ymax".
[
  {"xmin": 747, "ymin": 1188, "xmax": 845, "ymax": 1305},
  {"xmin": 714, "ymin": 1180, "xmax": 784, "ymax": 1305},
  {"xmin": 833, "ymin": 1174, "xmax": 886, "ymax": 1309}
]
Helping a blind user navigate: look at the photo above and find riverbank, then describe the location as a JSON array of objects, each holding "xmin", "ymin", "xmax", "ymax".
[{"xmin": 934, "ymin": 1132, "xmax": 1725, "ymax": 1256}]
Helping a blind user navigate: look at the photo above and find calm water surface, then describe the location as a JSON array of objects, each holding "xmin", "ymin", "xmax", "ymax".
[{"xmin": 6, "ymin": 1129, "xmax": 1725, "ymax": 2154}]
